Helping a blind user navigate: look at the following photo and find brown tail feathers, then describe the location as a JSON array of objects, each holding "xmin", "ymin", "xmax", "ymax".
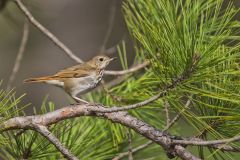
[{"xmin": 23, "ymin": 76, "xmax": 54, "ymax": 83}]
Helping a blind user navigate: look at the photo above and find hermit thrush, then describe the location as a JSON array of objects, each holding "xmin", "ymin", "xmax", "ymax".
[{"xmin": 24, "ymin": 55, "xmax": 115, "ymax": 103}]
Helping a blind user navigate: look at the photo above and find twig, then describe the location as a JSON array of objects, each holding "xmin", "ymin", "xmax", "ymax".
[
  {"xmin": 7, "ymin": 19, "xmax": 29, "ymax": 91},
  {"xmin": 127, "ymin": 129, "xmax": 133, "ymax": 160},
  {"xmin": 0, "ymin": 104, "xmax": 200, "ymax": 160},
  {"xmin": 14, "ymin": 0, "xmax": 83, "ymax": 63},
  {"xmin": 90, "ymin": 91, "xmax": 167, "ymax": 113},
  {"xmin": 164, "ymin": 101, "xmax": 170, "ymax": 127},
  {"xmin": 33, "ymin": 125, "xmax": 78, "ymax": 160},
  {"xmin": 91, "ymin": 70, "xmax": 188, "ymax": 113},
  {"xmin": 100, "ymin": 0, "xmax": 117, "ymax": 52},
  {"xmin": 163, "ymin": 99, "xmax": 191, "ymax": 132},
  {"xmin": 105, "ymin": 61, "xmax": 149, "ymax": 75},
  {"xmin": 173, "ymin": 136, "xmax": 240, "ymax": 146},
  {"xmin": 112, "ymin": 141, "xmax": 153, "ymax": 160},
  {"xmin": 172, "ymin": 137, "xmax": 240, "ymax": 152}
]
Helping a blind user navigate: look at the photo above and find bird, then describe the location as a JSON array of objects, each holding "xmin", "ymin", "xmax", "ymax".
[{"xmin": 24, "ymin": 55, "xmax": 115, "ymax": 104}]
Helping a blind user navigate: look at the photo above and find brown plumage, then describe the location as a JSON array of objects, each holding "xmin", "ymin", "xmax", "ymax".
[{"xmin": 24, "ymin": 55, "xmax": 115, "ymax": 103}]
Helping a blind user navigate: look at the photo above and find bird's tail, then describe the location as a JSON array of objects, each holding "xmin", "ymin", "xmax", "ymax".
[{"xmin": 23, "ymin": 76, "xmax": 54, "ymax": 83}]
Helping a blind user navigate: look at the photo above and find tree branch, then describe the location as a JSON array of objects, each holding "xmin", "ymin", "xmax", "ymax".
[
  {"xmin": 91, "ymin": 70, "xmax": 188, "ymax": 113},
  {"xmin": 7, "ymin": 18, "xmax": 29, "ymax": 91},
  {"xmin": 14, "ymin": 0, "xmax": 83, "ymax": 63},
  {"xmin": 33, "ymin": 125, "xmax": 78, "ymax": 160},
  {"xmin": 0, "ymin": 104, "xmax": 200, "ymax": 160},
  {"xmin": 105, "ymin": 61, "xmax": 149, "ymax": 76},
  {"xmin": 173, "ymin": 136, "xmax": 240, "ymax": 147}
]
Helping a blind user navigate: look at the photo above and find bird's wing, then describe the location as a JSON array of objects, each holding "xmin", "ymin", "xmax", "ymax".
[{"xmin": 53, "ymin": 64, "xmax": 95, "ymax": 79}]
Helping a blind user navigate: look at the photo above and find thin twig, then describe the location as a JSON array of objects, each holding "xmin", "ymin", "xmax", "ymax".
[
  {"xmin": 173, "ymin": 136, "xmax": 240, "ymax": 146},
  {"xmin": 163, "ymin": 99, "xmax": 191, "ymax": 132},
  {"xmin": 127, "ymin": 129, "xmax": 133, "ymax": 160},
  {"xmin": 105, "ymin": 61, "xmax": 149, "ymax": 75},
  {"xmin": 33, "ymin": 125, "xmax": 78, "ymax": 160},
  {"xmin": 112, "ymin": 141, "xmax": 153, "ymax": 160},
  {"xmin": 14, "ymin": 0, "xmax": 83, "ymax": 63},
  {"xmin": 91, "ymin": 71, "xmax": 188, "ymax": 113},
  {"xmin": 90, "ymin": 91, "xmax": 167, "ymax": 113},
  {"xmin": 7, "ymin": 19, "xmax": 29, "ymax": 91},
  {"xmin": 100, "ymin": 0, "xmax": 117, "ymax": 52},
  {"xmin": 164, "ymin": 101, "xmax": 170, "ymax": 127}
]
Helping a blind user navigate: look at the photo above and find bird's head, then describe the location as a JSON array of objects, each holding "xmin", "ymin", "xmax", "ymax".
[{"xmin": 88, "ymin": 55, "xmax": 116, "ymax": 69}]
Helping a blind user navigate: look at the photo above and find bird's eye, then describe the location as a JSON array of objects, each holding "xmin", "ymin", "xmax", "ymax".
[{"xmin": 99, "ymin": 57, "xmax": 104, "ymax": 61}]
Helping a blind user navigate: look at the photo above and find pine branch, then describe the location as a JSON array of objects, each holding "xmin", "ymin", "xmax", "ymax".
[
  {"xmin": 0, "ymin": 104, "xmax": 200, "ymax": 160},
  {"xmin": 33, "ymin": 125, "xmax": 78, "ymax": 160},
  {"xmin": 92, "ymin": 68, "xmax": 191, "ymax": 113}
]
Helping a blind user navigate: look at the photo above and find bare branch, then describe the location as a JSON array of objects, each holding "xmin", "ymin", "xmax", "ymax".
[
  {"xmin": 33, "ymin": 125, "xmax": 78, "ymax": 160},
  {"xmin": 14, "ymin": 0, "xmax": 83, "ymax": 63},
  {"xmin": 0, "ymin": 104, "xmax": 200, "ymax": 160},
  {"xmin": 105, "ymin": 61, "xmax": 149, "ymax": 76},
  {"xmin": 100, "ymin": 0, "xmax": 117, "ymax": 52},
  {"xmin": 7, "ymin": 19, "xmax": 29, "ymax": 91},
  {"xmin": 112, "ymin": 141, "xmax": 153, "ymax": 160}
]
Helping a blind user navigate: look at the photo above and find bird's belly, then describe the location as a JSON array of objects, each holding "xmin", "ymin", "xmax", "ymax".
[
  {"xmin": 46, "ymin": 80, "xmax": 64, "ymax": 87},
  {"xmin": 64, "ymin": 76, "xmax": 100, "ymax": 96}
]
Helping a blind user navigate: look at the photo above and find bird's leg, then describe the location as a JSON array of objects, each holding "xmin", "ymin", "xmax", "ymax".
[{"xmin": 72, "ymin": 96, "xmax": 89, "ymax": 104}]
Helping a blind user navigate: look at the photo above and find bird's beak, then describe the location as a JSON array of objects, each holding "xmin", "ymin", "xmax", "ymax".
[{"xmin": 109, "ymin": 57, "xmax": 117, "ymax": 61}]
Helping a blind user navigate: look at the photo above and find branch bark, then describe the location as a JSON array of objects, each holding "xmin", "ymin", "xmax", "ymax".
[{"xmin": 0, "ymin": 104, "xmax": 200, "ymax": 160}]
